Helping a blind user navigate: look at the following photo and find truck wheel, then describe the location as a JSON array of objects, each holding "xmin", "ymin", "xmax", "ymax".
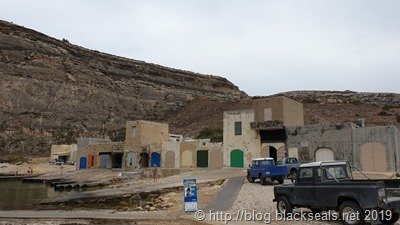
[
  {"xmin": 289, "ymin": 169, "xmax": 298, "ymax": 179},
  {"xmin": 276, "ymin": 196, "xmax": 293, "ymax": 215},
  {"xmin": 277, "ymin": 178, "xmax": 284, "ymax": 184},
  {"xmin": 339, "ymin": 201, "xmax": 364, "ymax": 225},
  {"xmin": 247, "ymin": 174, "xmax": 255, "ymax": 183},
  {"xmin": 381, "ymin": 211, "xmax": 399, "ymax": 224},
  {"xmin": 260, "ymin": 177, "xmax": 267, "ymax": 185}
]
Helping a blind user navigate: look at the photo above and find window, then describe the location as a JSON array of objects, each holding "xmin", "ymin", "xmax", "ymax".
[
  {"xmin": 325, "ymin": 166, "xmax": 348, "ymax": 180},
  {"xmin": 298, "ymin": 168, "xmax": 314, "ymax": 183},
  {"xmin": 234, "ymin": 121, "xmax": 242, "ymax": 135},
  {"xmin": 276, "ymin": 160, "xmax": 283, "ymax": 165},
  {"xmin": 285, "ymin": 158, "xmax": 298, "ymax": 164},
  {"xmin": 132, "ymin": 126, "xmax": 138, "ymax": 136}
]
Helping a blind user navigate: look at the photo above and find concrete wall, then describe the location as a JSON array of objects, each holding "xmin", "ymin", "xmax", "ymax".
[
  {"xmin": 352, "ymin": 125, "xmax": 399, "ymax": 172},
  {"xmin": 253, "ymin": 96, "xmax": 304, "ymax": 126},
  {"xmin": 281, "ymin": 97, "xmax": 304, "ymax": 126},
  {"xmin": 77, "ymin": 138, "xmax": 110, "ymax": 151},
  {"xmin": 285, "ymin": 124, "xmax": 353, "ymax": 162},
  {"xmin": 223, "ymin": 109, "xmax": 261, "ymax": 167}
]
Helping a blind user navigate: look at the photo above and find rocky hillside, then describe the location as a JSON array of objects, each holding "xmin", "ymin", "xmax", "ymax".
[
  {"xmin": 168, "ymin": 91, "xmax": 400, "ymax": 137},
  {"xmin": 276, "ymin": 91, "xmax": 400, "ymax": 128},
  {"xmin": 0, "ymin": 20, "xmax": 246, "ymax": 162}
]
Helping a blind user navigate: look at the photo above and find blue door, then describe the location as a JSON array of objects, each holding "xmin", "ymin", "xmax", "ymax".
[
  {"xmin": 150, "ymin": 152, "xmax": 161, "ymax": 167},
  {"xmin": 79, "ymin": 157, "xmax": 87, "ymax": 169}
]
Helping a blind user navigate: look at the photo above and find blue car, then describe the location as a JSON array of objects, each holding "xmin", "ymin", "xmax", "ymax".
[{"xmin": 247, "ymin": 157, "xmax": 288, "ymax": 185}]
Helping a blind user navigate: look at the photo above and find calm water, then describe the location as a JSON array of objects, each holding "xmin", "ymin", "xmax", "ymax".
[{"xmin": 0, "ymin": 180, "xmax": 68, "ymax": 210}]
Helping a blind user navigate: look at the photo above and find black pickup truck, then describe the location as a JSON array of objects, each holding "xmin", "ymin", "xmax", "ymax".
[{"xmin": 273, "ymin": 161, "xmax": 400, "ymax": 225}]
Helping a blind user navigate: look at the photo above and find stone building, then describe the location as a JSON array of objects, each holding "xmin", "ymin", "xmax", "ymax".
[
  {"xmin": 223, "ymin": 96, "xmax": 400, "ymax": 172},
  {"xmin": 75, "ymin": 120, "xmax": 224, "ymax": 170},
  {"xmin": 75, "ymin": 137, "xmax": 125, "ymax": 169},
  {"xmin": 124, "ymin": 120, "xmax": 169, "ymax": 168},
  {"xmin": 222, "ymin": 96, "xmax": 304, "ymax": 167}
]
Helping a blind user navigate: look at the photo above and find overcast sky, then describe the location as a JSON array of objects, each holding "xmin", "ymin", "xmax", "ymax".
[{"xmin": 1, "ymin": 1, "xmax": 400, "ymax": 96}]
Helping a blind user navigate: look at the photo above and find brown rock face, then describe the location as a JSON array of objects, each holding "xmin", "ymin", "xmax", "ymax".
[{"xmin": 0, "ymin": 20, "xmax": 246, "ymax": 161}]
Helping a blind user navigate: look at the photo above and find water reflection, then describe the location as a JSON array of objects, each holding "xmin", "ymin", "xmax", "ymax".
[{"xmin": 0, "ymin": 180, "xmax": 67, "ymax": 210}]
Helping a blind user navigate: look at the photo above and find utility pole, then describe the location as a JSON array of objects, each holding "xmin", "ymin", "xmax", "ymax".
[{"xmin": 102, "ymin": 122, "xmax": 105, "ymax": 139}]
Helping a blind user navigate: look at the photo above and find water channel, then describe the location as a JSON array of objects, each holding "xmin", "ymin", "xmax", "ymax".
[{"xmin": 0, "ymin": 180, "xmax": 69, "ymax": 210}]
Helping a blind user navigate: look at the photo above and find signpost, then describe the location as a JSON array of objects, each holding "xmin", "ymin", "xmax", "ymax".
[{"xmin": 183, "ymin": 178, "xmax": 198, "ymax": 212}]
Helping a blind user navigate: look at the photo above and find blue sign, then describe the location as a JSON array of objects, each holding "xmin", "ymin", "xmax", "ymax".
[{"xmin": 183, "ymin": 178, "xmax": 198, "ymax": 212}]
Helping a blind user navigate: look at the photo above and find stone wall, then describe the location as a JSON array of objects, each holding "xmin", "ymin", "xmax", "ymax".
[
  {"xmin": 285, "ymin": 124, "xmax": 353, "ymax": 162},
  {"xmin": 124, "ymin": 120, "xmax": 168, "ymax": 154},
  {"xmin": 352, "ymin": 125, "xmax": 399, "ymax": 171}
]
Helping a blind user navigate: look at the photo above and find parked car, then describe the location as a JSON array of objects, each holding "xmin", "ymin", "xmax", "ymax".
[
  {"xmin": 247, "ymin": 157, "xmax": 288, "ymax": 185},
  {"xmin": 276, "ymin": 157, "xmax": 301, "ymax": 178},
  {"xmin": 273, "ymin": 161, "xmax": 400, "ymax": 225},
  {"xmin": 49, "ymin": 158, "xmax": 64, "ymax": 165}
]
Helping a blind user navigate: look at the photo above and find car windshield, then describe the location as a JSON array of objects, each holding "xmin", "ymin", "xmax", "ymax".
[
  {"xmin": 285, "ymin": 158, "xmax": 298, "ymax": 164},
  {"xmin": 324, "ymin": 166, "xmax": 349, "ymax": 180}
]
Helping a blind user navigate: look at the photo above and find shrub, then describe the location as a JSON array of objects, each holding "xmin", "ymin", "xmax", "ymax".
[
  {"xmin": 378, "ymin": 111, "xmax": 392, "ymax": 116},
  {"xmin": 196, "ymin": 127, "xmax": 223, "ymax": 142},
  {"xmin": 383, "ymin": 105, "xmax": 398, "ymax": 111}
]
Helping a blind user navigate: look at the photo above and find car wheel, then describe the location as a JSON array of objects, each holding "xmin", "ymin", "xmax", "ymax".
[
  {"xmin": 276, "ymin": 196, "xmax": 293, "ymax": 215},
  {"xmin": 277, "ymin": 178, "xmax": 284, "ymax": 184},
  {"xmin": 247, "ymin": 174, "xmax": 255, "ymax": 183},
  {"xmin": 260, "ymin": 177, "xmax": 267, "ymax": 185},
  {"xmin": 381, "ymin": 211, "xmax": 399, "ymax": 224},
  {"xmin": 289, "ymin": 169, "xmax": 298, "ymax": 179},
  {"xmin": 339, "ymin": 201, "xmax": 364, "ymax": 225}
]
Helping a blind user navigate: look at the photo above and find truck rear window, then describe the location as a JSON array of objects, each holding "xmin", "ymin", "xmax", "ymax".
[{"xmin": 323, "ymin": 166, "xmax": 348, "ymax": 180}]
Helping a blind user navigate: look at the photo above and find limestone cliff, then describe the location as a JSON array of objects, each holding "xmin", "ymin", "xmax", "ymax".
[{"xmin": 0, "ymin": 20, "xmax": 246, "ymax": 161}]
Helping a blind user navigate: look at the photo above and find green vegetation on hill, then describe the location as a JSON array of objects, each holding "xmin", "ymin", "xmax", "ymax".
[{"xmin": 196, "ymin": 128, "xmax": 223, "ymax": 142}]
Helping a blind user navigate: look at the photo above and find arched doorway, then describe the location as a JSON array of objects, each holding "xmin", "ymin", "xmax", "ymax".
[
  {"xmin": 182, "ymin": 150, "xmax": 193, "ymax": 167},
  {"xmin": 79, "ymin": 156, "xmax": 87, "ymax": 169},
  {"xmin": 315, "ymin": 148, "xmax": 334, "ymax": 161},
  {"xmin": 150, "ymin": 152, "xmax": 161, "ymax": 167},
  {"xmin": 360, "ymin": 142, "xmax": 388, "ymax": 172},
  {"xmin": 126, "ymin": 152, "xmax": 136, "ymax": 168},
  {"xmin": 139, "ymin": 152, "xmax": 149, "ymax": 168},
  {"xmin": 230, "ymin": 149, "xmax": 244, "ymax": 167},
  {"xmin": 197, "ymin": 150, "xmax": 209, "ymax": 167},
  {"xmin": 165, "ymin": 151, "xmax": 175, "ymax": 168},
  {"xmin": 269, "ymin": 146, "xmax": 277, "ymax": 163}
]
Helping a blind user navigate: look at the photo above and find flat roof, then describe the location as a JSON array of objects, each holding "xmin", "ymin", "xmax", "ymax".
[
  {"xmin": 300, "ymin": 161, "xmax": 346, "ymax": 168},
  {"xmin": 252, "ymin": 157, "xmax": 274, "ymax": 161}
]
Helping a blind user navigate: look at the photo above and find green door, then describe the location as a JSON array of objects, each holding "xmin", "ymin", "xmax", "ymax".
[
  {"xmin": 197, "ymin": 150, "xmax": 209, "ymax": 167},
  {"xmin": 230, "ymin": 149, "xmax": 244, "ymax": 167}
]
